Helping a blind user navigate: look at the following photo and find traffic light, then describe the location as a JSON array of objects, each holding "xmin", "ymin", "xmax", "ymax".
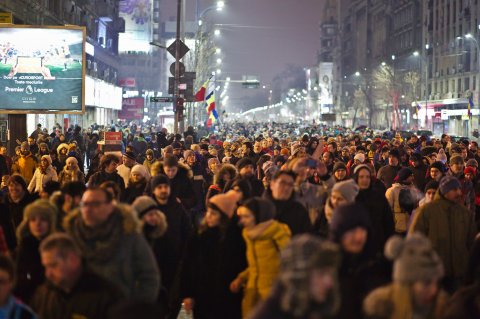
[{"xmin": 176, "ymin": 97, "xmax": 184, "ymax": 121}]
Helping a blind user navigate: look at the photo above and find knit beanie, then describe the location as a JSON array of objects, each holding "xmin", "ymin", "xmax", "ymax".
[
  {"xmin": 424, "ymin": 180, "xmax": 439, "ymax": 193},
  {"xmin": 466, "ymin": 158, "xmax": 478, "ymax": 168},
  {"xmin": 331, "ymin": 179, "xmax": 359, "ymax": 203},
  {"xmin": 436, "ymin": 149, "xmax": 447, "ymax": 164},
  {"xmin": 150, "ymin": 175, "xmax": 170, "ymax": 189},
  {"xmin": 241, "ymin": 197, "xmax": 276, "ymax": 224},
  {"xmin": 395, "ymin": 167, "xmax": 413, "ymax": 184},
  {"xmin": 353, "ymin": 164, "xmax": 371, "ymax": 176},
  {"xmin": 236, "ymin": 157, "xmax": 255, "ymax": 171},
  {"xmin": 333, "ymin": 162, "xmax": 347, "ymax": 173},
  {"xmin": 278, "ymin": 235, "xmax": 341, "ymax": 317},
  {"xmin": 429, "ymin": 161, "xmax": 445, "ymax": 173},
  {"xmin": 464, "ymin": 166, "xmax": 476, "ymax": 176},
  {"xmin": 439, "ymin": 175, "xmax": 461, "ymax": 195},
  {"xmin": 132, "ymin": 196, "xmax": 159, "ymax": 219},
  {"xmin": 329, "ymin": 203, "xmax": 371, "ymax": 243},
  {"xmin": 41, "ymin": 155, "xmax": 52, "ymax": 166},
  {"xmin": 130, "ymin": 164, "xmax": 151, "ymax": 181},
  {"xmin": 449, "ymin": 154, "xmax": 464, "ymax": 166},
  {"xmin": 208, "ymin": 191, "xmax": 241, "ymax": 218},
  {"xmin": 354, "ymin": 153, "xmax": 365, "ymax": 163},
  {"xmin": 385, "ymin": 233, "xmax": 444, "ymax": 284}
]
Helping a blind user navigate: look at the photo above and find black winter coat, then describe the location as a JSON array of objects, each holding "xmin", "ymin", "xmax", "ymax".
[
  {"xmin": 88, "ymin": 170, "xmax": 126, "ymax": 193},
  {"xmin": 14, "ymin": 236, "xmax": 45, "ymax": 303},
  {"xmin": 411, "ymin": 163, "xmax": 428, "ymax": 192},
  {"xmin": 122, "ymin": 181, "xmax": 147, "ymax": 204},
  {"xmin": 182, "ymin": 216, "xmax": 246, "ymax": 319},
  {"xmin": 355, "ymin": 187, "xmax": 395, "ymax": 255},
  {"xmin": 263, "ymin": 190, "xmax": 312, "ymax": 236}
]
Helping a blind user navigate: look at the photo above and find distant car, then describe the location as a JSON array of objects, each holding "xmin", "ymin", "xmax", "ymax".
[{"xmin": 416, "ymin": 130, "xmax": 433, "ymax": 137}]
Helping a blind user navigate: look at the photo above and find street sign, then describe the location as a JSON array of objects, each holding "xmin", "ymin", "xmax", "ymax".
[
  {"xmin": 0, "ymin": 13, "xmax": 12, "ymax": 24},
  {"xmin": 167, "ymin": 39, "xmax": 190, "ymax": 60},
  {"xmin": 170, "ymin": 62, "xmax": 185, "ymax": 77},
  {"xmin": 150, "ymin": 96, "xmax": 173, "ymax": 103},
  {"xmin": 168, "ymin": 77, "xmax": 194, "ymax": 98}
]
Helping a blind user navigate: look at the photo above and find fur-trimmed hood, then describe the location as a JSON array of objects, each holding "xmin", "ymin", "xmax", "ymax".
[
  {"xmin": 150, "ymin": 160, "xmax": 193, "ymax": 180},
  {"xmin": 64, "ymin": 203, "xmax": 141, "ymax": 235}
]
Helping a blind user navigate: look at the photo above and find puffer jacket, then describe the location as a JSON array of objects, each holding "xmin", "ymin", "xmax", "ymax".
[
  {"xmin": 410, "ymin": 191, "xmax": 477, "ymax": 279},
  {"xmin": 235, "ymin": 220, "xmax": 291, "ymax": 317},
  {"xmin": 27, "ymin": 166, "xmax": 58, "ymax": 194}
]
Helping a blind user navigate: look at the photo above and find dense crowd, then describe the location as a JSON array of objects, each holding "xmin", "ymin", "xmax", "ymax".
[{"xmin": 0, "ymin": 121, "xmax": 478, "ymax": 319}]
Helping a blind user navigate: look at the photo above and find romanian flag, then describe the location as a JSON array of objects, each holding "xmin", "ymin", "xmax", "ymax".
[
  {"xmin": 468, "ymin": 96, "xmax": 474, "ymax": 120},
  {"xmin": 205, "ymin": 75, "xmax": 218, "ymax": 127},
  {"xmin": 194, "ymin": 77, "xmax": 210, "ymax": 102}
]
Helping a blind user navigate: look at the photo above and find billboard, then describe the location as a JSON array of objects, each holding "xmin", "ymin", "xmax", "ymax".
[
  {"xmin": 0, "ymin": 25, "xmax": 85, "ymax": 113},
  {"xmin": 318, "ymin": 62, "xmax": 333, "ymax": 105},
  {"xmin": 118, "ymin": 97, "xmax": 144, "ymax": 120},
  {"xmin": 119, "ymin": 0, "xmax": 153, "ymax": 53}
]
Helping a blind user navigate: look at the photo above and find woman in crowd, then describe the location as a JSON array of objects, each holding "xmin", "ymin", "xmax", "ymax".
[
  {"xmin": 123, "ymin": 165, "xmax": 151, "ymax": 204},
  {"xmin": 27, "ymin": 155, "xmax": 58, "ymax": 195},
  {"xmin": 230, "ymin": 197, "xmax": 291, "ymax": 318},
  {"xmin": 14, "ymin": 199, "xmax": 57, "ymax": 302},
  {"xmin": 182, "ymin": 191, "xmax": 246, "ymax": 319},
  {"xmin": 58, "ymin": 156, "xmax": 85, "ymax": 186},
  {"xmin": 205, "ymin": 164, "xmax": 237, "ymax": 204}
]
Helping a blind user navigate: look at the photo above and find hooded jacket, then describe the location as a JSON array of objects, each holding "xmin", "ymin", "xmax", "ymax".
[
  {"xmin": 12, "ymin": 152, "xmax": 37, "ymax": 184},
  {"xmin": 236, "ymin": 220, "xmax": 291, "ymax": 317},
  {"xmin": 410, "ymin": 190, "xmax": 477, "ymax": 279},
  {"xmin": 27, "ymin": 165, "xmax": 58, "ymax": 194},
  {"xmin": 64, "ymin": 204, "xmax": 160, "ymax": 302}
]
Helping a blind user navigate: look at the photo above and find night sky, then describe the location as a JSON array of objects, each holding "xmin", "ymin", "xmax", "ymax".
[{"xmin": 161, "ymin": 0, "xmax": 323, "ymax": 111}]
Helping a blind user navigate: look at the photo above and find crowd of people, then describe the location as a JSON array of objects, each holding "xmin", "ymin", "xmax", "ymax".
[{"xmin": 0, "ymin": 121, "xmax": 478, "ymax": 319}]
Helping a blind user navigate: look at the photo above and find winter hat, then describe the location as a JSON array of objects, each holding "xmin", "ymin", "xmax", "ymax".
[
  {"xmin": 163, "ymin": 155, "xmax": 179, "ymax": 167},
  {"xmin": 329, "ymin": 203, "xmax": 371, "ymax": 243},
  {"xmin": 150, "ymin": 174, "xmax": 170, "ymax": 189},
  {"xmin": 262, "ymin": 161, "xmax": 278, "ymax": 177},
  {"xmin": 278, "ymin": 235, "xmax": 341, "ymax": 317},
  {"xmin": 146, "ymin": 149, "xmax": 154, "ymax": 156},
  {"xmin": 464, "ymin": 166, "xmax": 476, "ymax": 176},
  {"xmin": 130, "ymin": 164, "xmax": 151, "ymax": 181},
  {"xmin": 466, "ymin": 158, "xmax": 478, "ymax": 168},
  {"xmin": 331, "ymin": 179, "xmax": 359, "ymax": 203},
  {"xmin": 183, "ymin": 149, "xmax": 194, "ymax": 159},
  {"xmin": 41, "ymin": 155, "xmax": 52, "ymax": 166},
  {"xmin": 449, "ymin": 154, "xmax": 464, "ymax": 166},
  {"xmin": 384, "ymin": 233, "xmax": 444, "ymax": 283},
  {"xmin": 123, "ymin": 151, "xmax": 137, "ymax": 161},
  {"xmin": 436, "ymin": 149, "xmax": 447, "ymax": 164},
  {"xmin": 354, "ymin": 153, "xmax": 365, "ymax": 163},
  {"xmin": 424, "ymin": 180, "xmax": 439, "ymax": 193},
  {"xmin": 439, "ymin": 175, "xmax": 462, "ymax": 195},
  {"xmin": 208, "ymin": 191, "xmax": 242, "ymax": 218},
  {"xmin": 241, "ymin": 197, "xmax": 276, "ymax": 224},
  {"xmin": 333, "ymin": 162, "xmax": 347, "ymax": 173},
  {"xmin": 291, "ymin": 142, "xmax": 305, "ymax": 157},
  {"xmin": 353, "ymin": 164, "xmax": 372, "ymax": 175},
  {"xmin": 430, "ymin": 161, "xmax": 445, "ymax": 173},
  {"xmin": 132, "ymin": 196, "xmax": 160, "ymax": 219},
  {"xmin": 57, "ymin": 143, "xmax": 69, "ymax": 154},
  {"xmin": 395, "ymin": 167, "xmax": 413, "ymax": 183},
  {"xmin": 18, "ymin": 199, "xmax": 58, "ymax": 241},
  {"xmin": 236, "ymin": 157, "xmax": 255, "ymax": 171}
]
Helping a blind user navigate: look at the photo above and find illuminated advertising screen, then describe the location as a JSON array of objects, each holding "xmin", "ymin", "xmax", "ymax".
[
  {"xmin": 119, "ymin": 0, "xmax": 152, "ymax": 53},
  {"xmin": 0, "ymin": 25, "xmax": 85, "ymax": 113}
]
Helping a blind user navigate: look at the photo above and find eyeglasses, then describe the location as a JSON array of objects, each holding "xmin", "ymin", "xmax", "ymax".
[{"xmin": 79, "ymin": 201, "xmax": 107, "ymax": 208}]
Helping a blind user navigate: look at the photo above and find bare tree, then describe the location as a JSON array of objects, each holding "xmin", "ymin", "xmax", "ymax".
[{"xmin": 373, "ymin": 65, "xmax": 403, "ymax": 130}]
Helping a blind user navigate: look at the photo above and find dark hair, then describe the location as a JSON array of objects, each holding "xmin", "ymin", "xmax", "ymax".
[
  {"xmin": 6, "ymin": 174, "xmax": 28, "ymax": 193},
  {"xmin": 271, "ymin": 170, "xmax": 296, "ymax": 182},
  {"xmin": 0, "ymin": 255, "xmax": 15, "ymax": 281},
  {"xmin": 100, "ymin": 154, "xmax": 120, "ymax": 170},
  {"xmin": 61, "ymin": 181, "xmax": 87, "ymax": 198},
  {"xmin": 163, "ymin": 155, "xmax": 179, "ymax": 168},
  {"xmin": 231, "ymin": 178, "xmax": 252, "ymax": 201},
  {"xmin": 199, "ymin": 202, "xmax": 230, "ymax": 235},
  {"xmin": 43, "ymin": 181, "xmax": 61, "ymax": 196},
  {"xmin": 89, "ymin": 185, "xmax": 115, "ymax": 203}
]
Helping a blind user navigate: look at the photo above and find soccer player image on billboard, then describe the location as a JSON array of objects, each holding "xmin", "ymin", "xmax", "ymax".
[{"xmin": 0, "ymin": 25, "xmax": 86, "ymax": 113}]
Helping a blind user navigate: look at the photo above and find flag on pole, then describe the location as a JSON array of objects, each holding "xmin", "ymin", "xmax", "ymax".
[
  {"xmin": 194, "ymin": 77, "xmax": 211, "ymax": 102},
  {"xmin": 468, "ymin": 95, "xmax": 474, "ymax": 120},
  {"xmin": 205, "ymin": 75, "xmax": 217, "ymax": 127}
]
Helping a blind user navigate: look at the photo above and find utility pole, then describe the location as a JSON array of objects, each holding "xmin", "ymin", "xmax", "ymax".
[{"xmin": 174, "ymin": 0, "xmax": 182, "ymax": 134}]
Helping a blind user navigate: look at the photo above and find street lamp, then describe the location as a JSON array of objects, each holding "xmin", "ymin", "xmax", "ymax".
[
  {"xmin": 355, "ymin": 71, "xmax": 361, "ymax": 77},
  {"xmin": 214, "ymin": 29, "xmax": 221, "ymax": 36},
  {"xmin": 413, "ymin": 50, "xmax": 429, "ymax": 129}
]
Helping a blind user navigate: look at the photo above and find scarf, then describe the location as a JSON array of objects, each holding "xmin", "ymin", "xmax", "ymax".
[{"xmin": 70, "ymin": 211, "xmax": 123, "ymax": 263}]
